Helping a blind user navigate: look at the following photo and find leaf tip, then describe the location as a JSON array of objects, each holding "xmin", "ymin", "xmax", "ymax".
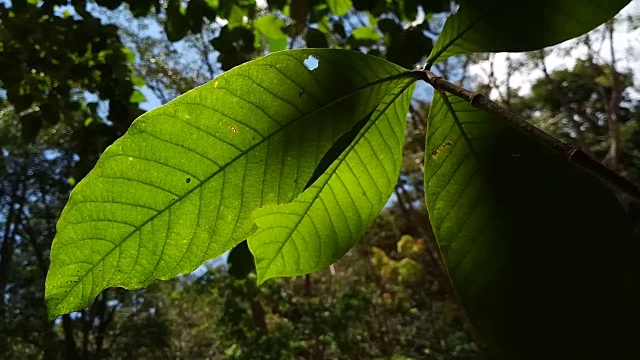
[{"xmin": 255, "ymin": 272, "xmax": 271, "ymax": 286}]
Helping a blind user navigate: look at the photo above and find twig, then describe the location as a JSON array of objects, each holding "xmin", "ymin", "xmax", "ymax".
[{"xmin": 413, "ymin": 70, "xmax": 640, "ymax": 203}]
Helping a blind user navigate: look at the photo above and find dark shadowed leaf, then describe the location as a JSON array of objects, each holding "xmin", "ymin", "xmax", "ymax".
[
  {"xmin": 165, "ymin": 0, "xmax": 189, "ymax": 42},
  {"xmin": 424, "ymin": 92, "xmax": 637, "ymax": 359},
  {"xmin": 228, "ymin": 240, "xmax": 255, "ymax": 279},
  {"xmin": 385, "ymin": 26, "xmax": 432, "ymax": 69},
  {"xmin": 305, "ymin": 28, "xmax": 329, "ymax": 48},
  {"xmin": 428, "ymin": 0, "xmax": 631, "ymax": 64}
]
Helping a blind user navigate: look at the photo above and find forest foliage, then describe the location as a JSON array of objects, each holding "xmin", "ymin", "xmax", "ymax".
[{"xmin": 2, "ymin": 0, "xmax": 640, "ymax": 359}]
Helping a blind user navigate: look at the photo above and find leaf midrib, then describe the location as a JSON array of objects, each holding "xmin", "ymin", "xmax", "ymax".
[{"xmin": 51, "ymin": 70, "xmax": 415, "ymax": 310}]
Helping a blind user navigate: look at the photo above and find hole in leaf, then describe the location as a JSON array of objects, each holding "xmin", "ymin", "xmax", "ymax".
[{"xmin": 303, "ymin": 55, "xmax": 319, "ymax": 71}]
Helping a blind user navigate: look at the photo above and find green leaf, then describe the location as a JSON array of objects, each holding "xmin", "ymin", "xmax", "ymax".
[
  {"xmin": 165, "ymin": 0, "xmax": 189, "ymax": 42},
  {"xmin": 385, "ymin": 27, "xmax": 432, "ymax": 69},
  {"xmin": 131, "ymin": 76, "xmax": 146, "ymax": 87},
  {"xmin": 267, "ymin": 38, "xmax": 288, "ymax": 52},
  {"xmin": 228, "ymin": 4, "xmax": 248, "ymax": 29},
  {"xmin": 328, "ymin": 0, "xmax": 353, "ymax": 16},
  {"xmin": 255, "ymin": 15, "xmax": 287, "ymax": 40},
  {"xmin": 428, "ymin": 0, "xmax": 631, "ymax": 65},
  {"xmin": 45, "ymin": 49, "xmax": 414, "ymax": 319},
  {"xmin": 227, "ymin": 240, "xmax": 255, "ymax": 279},
  {"xmin": 249, "ymin": 80, "xmax": 416, "ymax": 282},
  {"xmin": 129, "ymin": 90, "xmax": 146, "ymax": 104},
  {"xmin": 305, "ymin": 28, "xmax": 329, "ymax": 48},
  {"xmin": 424, "ymin": 92, "xmax": 636, "ymax": 359},
  {"xmin": 255, "ymin": 15, "xmax": 288, "ymax": 52},
  {"xmin": 352, "ymin": 26, "xmax": 381, "ymax": 43}
]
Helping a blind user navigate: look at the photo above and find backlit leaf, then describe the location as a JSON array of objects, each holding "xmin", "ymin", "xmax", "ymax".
[
  {"xmin": 255, "ymin": 15, "xmax": 287, "ymax": 40},
  {"xmin": 352, "ymin": 26, "xmax": 381, "ymax": 42},
  {"xmin": 255, "ymin": 15, "xmax": 288, "ymax": 52},
  {"xmin": 249, "ymin": 79, "xmax": 416, "ymax": 282},
  {"xmin": 45, "ymin": 49, "xmax": 414, "ymax": 318}
]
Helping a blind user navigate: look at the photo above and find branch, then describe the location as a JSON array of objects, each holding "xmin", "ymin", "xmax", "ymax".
[{"xmin": 415, "ymin": 70, "xmax": 640, "ymax": 203}]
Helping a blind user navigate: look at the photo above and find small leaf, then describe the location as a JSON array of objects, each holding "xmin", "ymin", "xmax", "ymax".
[
  {"xmin": 267, "ymin": 38, "xmax": 288, "ymax": 52},
  {"xmin": 45, "ymin": 49, "xmax": 414, "ymax": 319},
  {"xmin": 131, "ymin": 76, "xmax": 146, "ymax": 87},
  {"xmin": 255, "ymin": 15, "xmax": 288, "ymax": 52},
  {"xmin": 228, "ymin": 4, "xmax": 248, "ymax": 29},
  {"xmin": 425, "ymin": 92, "xmax": 636, "ymax": 358},
  {"xmin": 255, "ymin": 15, "xmax": 287, "ymax": 40},
  {"xmin": 227, "ymin": 240, "xmax": 255, "ymax": 278},
  {"xmin": 249, "ymin": 80, "xmax": 416, "ymax": 282},
  {"xmin": 327, "ymin": 0, "xmax": 352, "ymax": 16},
  {"xmin": 428, "ymin": 0, "xmax": 631, "ymax": 64},
  {"xmin": 129, "ymin": 90, "xmax": 146, "ymax": 104},
  {"xmin": 385, "ymin": 27, "xmax": 432, "ymax": 69},
  {"xmin": 352, "ymin": 26, "xmax": 381, "ymax": 42},
  {"xmin": 305, "ymin": 28, "xmax": 329, "ymax": 48}
]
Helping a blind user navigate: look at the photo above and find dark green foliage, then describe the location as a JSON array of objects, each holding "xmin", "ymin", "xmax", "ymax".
[
  {"xmin": 228, "ymin": 241, "xmax": 256, "ymax": 279},
  {"xmin": 165, "ymin": 0, "xmax": 189, "ymax": 42},
  {"xmin": 186, "ymin": 0, "xmax": 219, "ymax": 33},
  {"xmin": 305, "ymin": 27, "xmax": 329, "ymax": 48},
  {"xmin": 210, "ymin": 25, "xmax": 256, "ymax": 70},
  {"xmin": 0, "ymin": 1, "xmax": 142, "ymax": 139},
  {"xmin": 426, "ymin": 93, "xmax": 634, "ymax": 359},
  {"xmin": 385, "ymin": 24, "xmax": 433, "ymax": 69}
]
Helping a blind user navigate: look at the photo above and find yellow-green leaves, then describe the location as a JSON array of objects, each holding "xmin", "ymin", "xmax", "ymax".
[
  {"xmin": 425, "ymin": 92, "xmax": 634, "ymax": 359},
  {"xmin": 428, "ymin": 0, "xmax": 631, "ymax": 65},
  {"xmin": 255, "ymin": 15, "xmax": 288, "ymax": 52},
  {"xmin": 45, "ymin": 49, "xmax": 415, "ymax": 319},
  {"xmin": 327, "ymin": 0, "xmax": 352, "ymax": 16}
]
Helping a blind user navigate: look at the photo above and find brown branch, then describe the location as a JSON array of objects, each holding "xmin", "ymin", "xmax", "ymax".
[{"xmin": 414, "ymin": 70, "xmax": 640, "ymax": 203}]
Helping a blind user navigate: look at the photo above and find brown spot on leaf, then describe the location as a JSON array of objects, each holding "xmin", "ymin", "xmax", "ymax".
[{"xmin": 431, "ymin": 140, "xmax": 454, "ymax": 158}]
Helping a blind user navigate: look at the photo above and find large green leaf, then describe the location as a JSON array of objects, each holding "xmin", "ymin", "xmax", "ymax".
[
  {"xmin": 424, "ymin": 92, "xmax": 637, "ymax": 359},
  {"xmin": 428, "ymin": 0, "xmax": 631, "ymax": 65},
  {"xmin": 248, "ymin": 80, "xmax": 416, "ymax": 283},
  {"xmin": 45, "ymin": 49, "xmax": 413, "ymax": 318}
]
